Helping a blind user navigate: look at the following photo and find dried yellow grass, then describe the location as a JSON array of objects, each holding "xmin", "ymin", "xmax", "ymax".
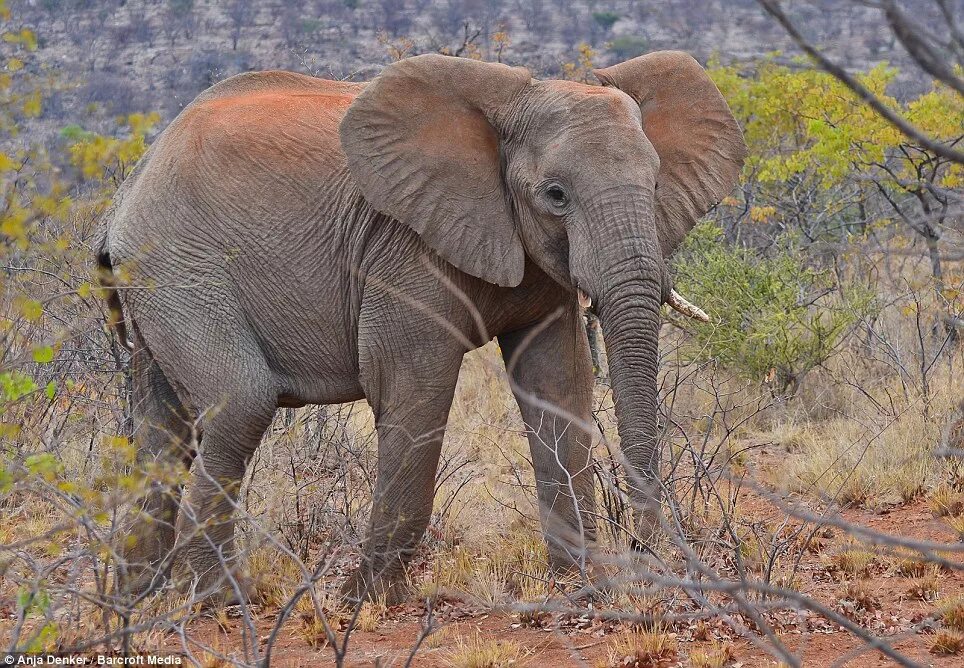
[
  {"xmin": 444, "ymin": 630, "xmax": 524, "ymax": 668},
  {"xmin": 688, "ymin": 641, "xmax": 735, "ymax": 668},
  {"xmin": 931, "ymin": 630, "xmax": 964, "ymax": 656},
  {"xmin": 939, "ymin": 596, "xmax": 964, "ymax": 632},
  {"xmin": 825, "ymin": 544, "xmax": 877, "ymax": 577},
  {"xmin": 603, "ymin": 628, "xmax": 678, "ymax": 668}
]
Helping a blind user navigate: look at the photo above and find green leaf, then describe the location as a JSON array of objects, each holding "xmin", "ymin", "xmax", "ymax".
[
  {"xmin": 20, "ymin": 299, "xmax": 42, "ymax": 321},
  {"xmin": 0, "ymin": 371, "xmax": 37, "ymax": 402},
  {"xmin": 16, "ymin": 587, "xmax": 32, "ymax": 610},
  {"xmin": 0, "ymin": 466, "xmax": 12, "ymax": 493},
  {"xmin": 32, "ymin": 345, "xmax": 53, "ymax": 363},
  {"xmin": 24, "ymin": 453, "xmax": 60, "ymax": 480}
]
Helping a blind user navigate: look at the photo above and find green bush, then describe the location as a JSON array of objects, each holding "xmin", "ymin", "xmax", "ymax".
[
  {"xmin": 608, "ymin": 35, "xmax": 648, "ymax": 60},
  {"xmin": 672, "ymin": 222, "xmax": 873, "ymax": 396},
  {"xmin": 592, "ymin": 11, "xmax": 620, "ymax": 31}
]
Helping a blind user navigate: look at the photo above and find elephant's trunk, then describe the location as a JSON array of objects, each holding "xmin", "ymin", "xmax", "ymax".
[
  {"xmin": 595, "ymin": 269, "xmax": 664, "ymax": 547},
  {"xmin": 570, "ymin": 188, "xmax": 667, "ymax": 546}
]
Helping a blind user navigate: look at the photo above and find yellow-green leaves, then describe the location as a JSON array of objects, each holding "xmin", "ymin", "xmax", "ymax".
[
  {"xmin": 561, "ymin": 42, "xmax": 597, "ymax": 82},
  {"xmin": 66, "ymin": 112, "xmax": 159, "ymax": 180},
  {"xmin": 2, "ymin": 27, "xmax": 37, "ymax": 51},
  {"xmin": 708, "ymin": 59, "xmax": 957, "ymax": 190},
  {"xmin": 0, "ymin": 371, "xmax": 37, "ymax": 403},
  {"xmin": 16, "ymin": 297, "xmax": 42, "ymax": 321},
  {"xmin": 24, "ymin": 453, "xmax": 59, "ymax": 481},
  {"xmin": 672, "ymin": 220, "xmax": 875, "ymax": 396},
  {"xmin": 21, "ymin": 89, "xmax": 40, "ymax": 116}
]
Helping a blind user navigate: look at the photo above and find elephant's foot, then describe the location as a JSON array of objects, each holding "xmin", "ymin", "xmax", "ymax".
[
  {"xmin": 341, "ymin": 566, "xmax": 410, "ymax": 607},
  {"xmin": 628, "ymin": 487, "xmax": 665, "ymax": 553},
  {"xmin": 171, "ymin": 554, "xmax": 253, "ymax": 609},
  {"xmin": 546, "ymin": 538, "xmax": 596, "ymax": 580},
  {"xmin": 116, "ymin": 521, "xmax": 176, "ymax": 600},
  {"xmin": 545, "ymin": 540, "xmax": 620, "ymax": 603},
  {"xmin": 117, "ymin": 561, "xmax": 171, "ymax": 600}
]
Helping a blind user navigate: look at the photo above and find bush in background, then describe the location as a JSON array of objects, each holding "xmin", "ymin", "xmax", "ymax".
[{"xmin": 672, "ymin": 221, "xmax": 874, "ymax": 396}]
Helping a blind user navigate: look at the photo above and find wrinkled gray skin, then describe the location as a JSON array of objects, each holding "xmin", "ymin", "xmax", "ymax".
[{"xmin": 96, "ymin": 52, "xmax": 745, "ymax": 605}]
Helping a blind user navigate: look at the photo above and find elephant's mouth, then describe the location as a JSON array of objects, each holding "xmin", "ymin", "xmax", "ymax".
[{"xmin": 577, "ymin": 287, "xmax": 593, "ymax": 309}]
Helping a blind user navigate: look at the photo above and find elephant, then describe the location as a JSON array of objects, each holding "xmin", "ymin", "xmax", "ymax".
[{"xmin": 95, "ymin": 51, "xmax": 746, "ymax": 606}]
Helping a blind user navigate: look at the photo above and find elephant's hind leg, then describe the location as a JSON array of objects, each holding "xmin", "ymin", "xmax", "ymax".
[
  {"xmin": 120, "ymin": 332, "xmax": 197, "ymax": 599},
  {"xmin": 172, "ymin": 381, "xmax": 276, "ymax": 606},
  {"xmin": 133, "ymin": 305, "xmax": 280, "ymax": 606}
]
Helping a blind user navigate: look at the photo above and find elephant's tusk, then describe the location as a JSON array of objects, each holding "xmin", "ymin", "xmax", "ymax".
[
  {"xmin": 667, "ymin": 289, "xmax": 709, "ymax": 322},
  {"xmin": 577, "ymin": 288, "xmax": 592, "ymax": 309}
]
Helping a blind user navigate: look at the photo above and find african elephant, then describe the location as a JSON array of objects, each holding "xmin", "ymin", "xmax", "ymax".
[{"xmin": 95, "ymin": 51, "xmax": 745, "ymax": 606}]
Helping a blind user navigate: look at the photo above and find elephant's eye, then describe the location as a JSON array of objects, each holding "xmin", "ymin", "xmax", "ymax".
[{"xmin": 545, "ymin": 185, "xmax": 569, "ymax": 209}]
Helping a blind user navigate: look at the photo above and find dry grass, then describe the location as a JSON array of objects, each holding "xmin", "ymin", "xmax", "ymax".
[
  {"xmin": 930, "ymin": 630, "xmax": 964, "ymax": 656},
  {"xmin": 603, "ymin": 628, "xmax": 678, "ymax": 668},
  {"xmin": 419, "ymin": 517, "xmax": 550, "ymax": 606},
  {"xmin": 356, "ymin": 598, "xmax": 388, "ymax": 632},
  {"xmin": 797, "ymin": 526, "xmax": 834, "ymax": 555},
  {"xmin": 907, "ymin": 568, "xmax": 942, "ymax": 601},
  {"xmin": 781, "ymin": 411, "xmax": 937, "ymax": 507},
  {"xmin": 938, "ymin": 596, "xmax": 964, "ymax": 632},
  {"xmin": 766, "ymin": 338, "xmax": 964, "ymax": 511},
  {"xmin": 246, "ymin": 546, "xmax": 304, "ymax": 609},
  {"xmin": 425, "ymin": 624, "xmax": 458, "ymax": 649},
  {"xmin": 444, "ymin": 630, "xmax": 525, "ymax": 668},
  {"xmin": 737, "ymin": 533, "xmax": 768, "ymax": 573},
  {"xmin": 929, "ymin": 483, "xmax": 964, "ymax": 517},
  {"xmin": 688, "ymin": 641, "xmax": 735, "ymax": 668},
  {"xmin": 896, "ymin": 555, "xmax": 930, "ymax": 578},
  {"xmin": 613, "ymin": 593, "xmax": 668, "ymax": 632},
  {"xmin": 195, "ymin": 637, "xmax": 233, "ymax": 668},
  {"xmin": 825, "ymin": 545, "xmax": 877, "ymax": 578},
  {"xmin": 299, "ymin": 614, "xmax": 334, "ymax": 650},
  {"xmin": 943, "ymin": 514, "xmax": 964, "ymax": 540},
  {"xmin": 838, "ymin": 582, "xmax": 880, "ymax": 613}
]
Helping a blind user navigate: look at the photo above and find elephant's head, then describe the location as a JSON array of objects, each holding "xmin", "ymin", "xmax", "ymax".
[{"xmin": 341, "ymin": 52, "xmax": 746, "ymax": 539}]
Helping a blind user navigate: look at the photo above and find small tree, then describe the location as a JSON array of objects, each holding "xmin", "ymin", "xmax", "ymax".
[
  {"xmin": 608, "ymin": 35, "xmax": 647, "ymax": 60},
  {"xmin": 709, "ymin": 59, "xmax": 963, "ymax": 339},
  {"xmin": 592, "ymin": 11, "xmax": 620, "ymax": 32},
  {"xmin": 227, "ymin": 0, "xmax": 256, "ymax": 51},
  {"xmin": 672, "ymin": 222, "xmax": 873, "ymax": 396},
  {"xmin": 162, "ymin": 0, "xmax": 196, "ymax": 46},
  {"xmin": 590, "ymin": 10, "xmax": 619, "ymax": 44}
]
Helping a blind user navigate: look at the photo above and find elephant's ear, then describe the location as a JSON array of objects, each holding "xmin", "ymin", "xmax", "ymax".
[
  {"xmin": 593, "ymin": 51, "xmax": 747, "ymax": 257},
  {"xmin": 341, "ymin": 54, "xmax": 531, "ymax": 287}
]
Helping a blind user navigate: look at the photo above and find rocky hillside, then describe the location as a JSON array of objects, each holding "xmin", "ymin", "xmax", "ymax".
[{"xmin": 6, "ymin": 0, "xmax": 953, "ymax": 139}]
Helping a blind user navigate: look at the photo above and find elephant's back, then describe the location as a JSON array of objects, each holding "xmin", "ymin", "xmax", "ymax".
[
  {"xmin": 109, "ymin": 71, "xmax": 366, "ymax": 257},
  {"xmin": 164, "ymin": 71, "xmax": 364, "ymax": 185},
  {"xmin": 105, "ymin": 73, "xmax": 373, "ymax": 402},
  {"xmin": 195, "ymin": 70, "xmax": 364, "ymax": 103}
]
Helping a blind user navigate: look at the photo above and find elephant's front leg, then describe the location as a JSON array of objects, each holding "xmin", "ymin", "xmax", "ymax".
[
  {"xmin": 498, "ymin": 305, "xmax": 598, "ymax": 577},
  {"xmin": 342, "ymin": 343, "xmax": 464, "ymax": 605}
]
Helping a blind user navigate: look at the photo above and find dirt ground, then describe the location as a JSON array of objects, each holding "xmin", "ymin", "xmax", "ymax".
[{"xmin": 153, "ymin": 498, "xmax": 964, "ymax": 667}]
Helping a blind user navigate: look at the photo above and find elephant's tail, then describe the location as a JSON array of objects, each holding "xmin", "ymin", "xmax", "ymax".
[
  {"xmin": 92, "ymin": 146, "xmax": 156, "ymax": 354},
  {"xmin": 92, "ymin": 210, "xmax": 133, "ymax": 353},
  {"xmin": 95, "ymin": 246, "xmax": 133, "ymax": 353}
]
